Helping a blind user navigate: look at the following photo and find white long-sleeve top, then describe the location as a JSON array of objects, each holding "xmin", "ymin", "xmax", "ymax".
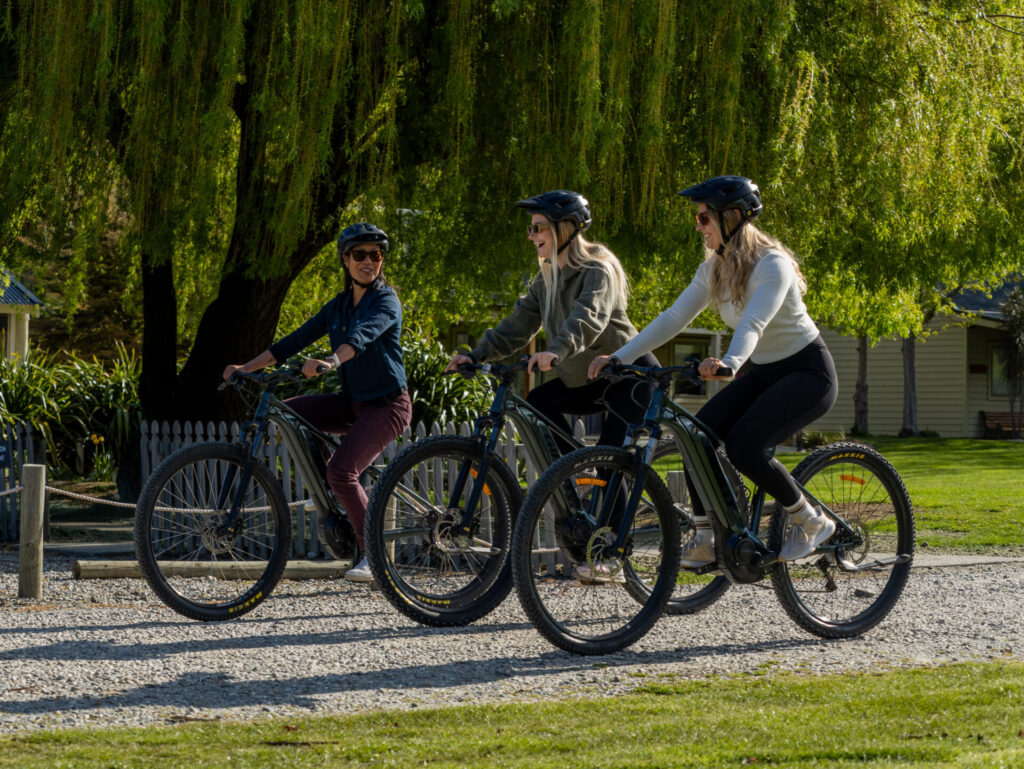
[{"xmin": 614, "ymin": 251, "xmax": 819, "ymax": 371}]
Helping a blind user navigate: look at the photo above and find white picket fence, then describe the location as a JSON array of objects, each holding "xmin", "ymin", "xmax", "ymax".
[{"xmin": 139, "ymin": 418, "xmax": 590, "ymax": 559}]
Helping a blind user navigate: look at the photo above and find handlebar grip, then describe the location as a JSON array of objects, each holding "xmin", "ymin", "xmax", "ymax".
[
  {"xmin": 315, "ymin": 364, "xmax": 329, "ymax": 374},
  {"xmin": 716, "ymin": 365, "xmax": 734, "ymax": 378}
]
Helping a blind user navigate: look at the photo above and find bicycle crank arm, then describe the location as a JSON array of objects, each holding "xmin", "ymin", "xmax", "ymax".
[{"xmin": 835, "ymin": 553, "xmax": 913, "ymax": 572}]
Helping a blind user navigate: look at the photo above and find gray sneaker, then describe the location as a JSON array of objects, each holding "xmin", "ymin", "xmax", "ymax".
[
  {"xmin": 344, "ymin": 557, "xmax": 374, "ymax": 583},
  {"xmin": 679, "ymin": 525, "xmax": 715, "ymax": 568},
  {"xmin": 778, "ymin": 506, "xmax": 835, "ymax": 562}
]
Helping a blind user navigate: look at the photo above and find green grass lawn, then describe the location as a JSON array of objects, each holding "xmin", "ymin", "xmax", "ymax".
[
  {"xmin": 785, "ymin": 437, "xmax": 1024, "ymax": 551},
  {"xmin": 656, "ymin": 436, "xmax": 1024, "ymax": 551},
  {"xmin": 3, "ymin": 661, "xmax": 1022, "ymax": 768}
]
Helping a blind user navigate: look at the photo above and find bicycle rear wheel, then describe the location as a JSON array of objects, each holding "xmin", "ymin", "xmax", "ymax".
[
  {"xmin": 134, "ymin": 442, "xmax": 292, "ymax": 621},
  {"xmin": 769, "ymin": 441, "xmax": 914, "ymax": 638},
  {"xmin": 364, "ymin": 435, "xmax": 520, "ymax": 626},
  {"xmin": 511, "ymin": 446, "xmax": 680, "ymax": 655}
]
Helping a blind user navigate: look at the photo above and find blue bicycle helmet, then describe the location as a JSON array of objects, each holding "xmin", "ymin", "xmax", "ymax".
[{"xmin": 337, "ymin": 222, "xmax": 389, "ymax": 257}]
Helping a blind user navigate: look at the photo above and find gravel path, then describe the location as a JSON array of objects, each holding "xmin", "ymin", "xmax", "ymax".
[{"xmin": 2, "ymin": 552, "xmax": 1022, "ymax": 734}]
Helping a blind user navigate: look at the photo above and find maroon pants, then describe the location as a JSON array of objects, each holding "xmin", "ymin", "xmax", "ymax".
[{"xmin": 284, "ymin": 391, "xmax": 412, "ymax": 549}]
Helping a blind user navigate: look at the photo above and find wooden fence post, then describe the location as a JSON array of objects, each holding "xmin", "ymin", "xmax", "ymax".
[{"xmin": 19, "ymin": 463, "xmax": 46, "ymax": 599}]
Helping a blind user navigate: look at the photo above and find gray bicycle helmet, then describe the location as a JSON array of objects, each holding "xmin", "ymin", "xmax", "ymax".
[
  {"xmin": 337, "ymin": 222, "xmax": 389, "ymax": 257},
  {"xmin": 678, "ymin": 176, "xmax": 762, "ymax": 253}
]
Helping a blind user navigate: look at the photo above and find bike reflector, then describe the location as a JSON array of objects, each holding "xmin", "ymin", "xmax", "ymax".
[
  {"xmin": 575, "ymin": 478, "xmax": 608, "ymax": 487},
  {"xmin": 839, "ymin": 474, "xmax": 866, "ymax": 486},
  {"xmin": 469, "ymin": 468, "xmax": 491, "ymax": 496}
]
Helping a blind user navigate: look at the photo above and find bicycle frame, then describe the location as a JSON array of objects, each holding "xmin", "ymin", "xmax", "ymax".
[
  {"xmin": 449, "ymin": 364, "xmax": 581, "ymax": 536},
  {"xmin": 592, "ymin": 365, "xmax": 866, "ymax": 583},
  {"xmin": 219, "ymin": 372, "xmax": 379, "ymax": 538}
]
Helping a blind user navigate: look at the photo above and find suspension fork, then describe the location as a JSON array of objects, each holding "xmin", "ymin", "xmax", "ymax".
[
  {"xmin": 599, "ymin": 386, "xmax": 667, "ymax": 553},
  {"xmin": 216, "ymin": 392, "xmax": 272, "ymax": 534},
  {"xmin": 454, "ymin": 387, "xmax": 510, "ymax": 534}
]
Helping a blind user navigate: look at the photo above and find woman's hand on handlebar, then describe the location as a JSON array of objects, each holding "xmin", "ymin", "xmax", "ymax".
[
  {"xmin": 445, "ymin": 353, "xmax": 474, "ymax": 373},
  {"xmin": 698, "ymin": 357, "xmax": 733, "ymax": 380},
  {"xmin": 222, "ymin": 364, "xmax": 244, "ymax": 382},
  {"xmin": 588, "ymin": 354, "xmax": 613, "ymax": 380},
  {"xmin": 527, "ymin": 351, "xmax": 559, "ymax": 374},
  {"xmin": 302, "ymin": 358, "xmax": 332, "ymax": 378}
]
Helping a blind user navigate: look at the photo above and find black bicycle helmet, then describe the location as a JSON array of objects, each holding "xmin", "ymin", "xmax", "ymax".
[
  {"xmin": 336, "ymin": 222, "xmax": 389, "ymax": 257},
  {"xmin": 678, "ymin": 176, "xmax": 762, "ymax": 253},
  {"xmin": 515, "ymin": 190, "xmax": 592, "ymax": 254}
]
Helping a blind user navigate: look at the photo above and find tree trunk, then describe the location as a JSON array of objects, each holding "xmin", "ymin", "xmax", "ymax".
[
  {"xmin": 854, "ymin": 334, "xmax": 869, "ymax": 434},
  {"xmin": 900, "ymin": 332, "xmax": 920, "ymax": 437},
  {"xmin": 138, "ymin": 252, "xmax": 179, "ymax": 422}
]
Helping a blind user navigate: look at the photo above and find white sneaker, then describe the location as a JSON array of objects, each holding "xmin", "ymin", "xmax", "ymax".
[
  {"xmin": 344, "ymin": 557, "xmax": 374, "ymax": 583},
  {"xmin": 778, "ymin": 505, "xmax": 835, "ymax": 562},
  {"xmin": 679, "ymin": 525, "xmax": 715, "ymax": 568},
  {"xmin": 573, "ymin": 561, "xmax": 625, "ymax": 583}
]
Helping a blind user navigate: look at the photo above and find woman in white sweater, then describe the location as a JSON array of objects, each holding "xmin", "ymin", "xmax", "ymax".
[{"xmin": 589, "ymin": 176, "xmax": 839, "ymax": 565}]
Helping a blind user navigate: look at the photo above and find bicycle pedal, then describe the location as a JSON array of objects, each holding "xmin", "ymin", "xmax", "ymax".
[{"xmin": 692, "ymin": 563, "xmax": 722, "ymax": 576}]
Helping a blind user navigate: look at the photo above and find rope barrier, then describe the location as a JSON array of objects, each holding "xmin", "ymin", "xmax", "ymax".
[
  {"xmin": 0, "ymin": 486, "xmax": 24, "ymax": 499},
  {"xmin": 44, "ymin": 485, "xmax": 311, "ymax": 514}
]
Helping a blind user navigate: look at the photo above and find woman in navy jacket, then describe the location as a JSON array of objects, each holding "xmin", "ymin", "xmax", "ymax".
[{"xmin": 223, "ymin": 223, "xmax": 411, "ymax": 582}]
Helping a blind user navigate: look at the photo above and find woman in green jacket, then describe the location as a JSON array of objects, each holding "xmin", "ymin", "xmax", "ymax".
[{"xmin": 446, "ymin": 190, "xmax": 656, "ymax": 452}]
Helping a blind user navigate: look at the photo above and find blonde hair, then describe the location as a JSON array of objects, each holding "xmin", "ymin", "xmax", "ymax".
[
  {"xmin": 705, "ymin": 209, "xmax": 806, "ymax": 309},
  {"xmin": 538, "ymin": 219, "xmax": 630, "ymax": 328}
]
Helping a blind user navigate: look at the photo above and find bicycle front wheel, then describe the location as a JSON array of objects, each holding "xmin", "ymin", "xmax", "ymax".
[
  {"xmin": 364, "ymin": 435, "xmax": 520, "ymax": 626},
  {"xmin": 769, "ymin": 441, "xmax": 914, "ymax": 638},
  {"xmin": 511, "ymin": 446, "xmax": 680, "ymax": 655},
  {"xmin": 134, "ymin": 442, "xmax": 292, "ymax": 621}
]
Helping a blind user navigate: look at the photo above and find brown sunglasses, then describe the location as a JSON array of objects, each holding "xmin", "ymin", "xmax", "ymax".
[
  {"xmin": 696, "ymin": 211, "xmax": 712, "ymax": 226},
  {"xmin": 348, "ymin": 249, "xmax": 384, "ymax": 262}
]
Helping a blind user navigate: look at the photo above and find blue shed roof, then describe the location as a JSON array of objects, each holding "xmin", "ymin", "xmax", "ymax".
[
  {"xmin": 946, "ymin": 276, "xmax": 1024, "ymax": 324},
  {"xmin": 1, "ymin": 271, "xmax": 43, "ymax": 307}
]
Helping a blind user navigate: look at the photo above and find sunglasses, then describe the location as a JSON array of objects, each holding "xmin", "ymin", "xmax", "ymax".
[
  {"xmin": 696, "ymin": 211, "xmax": 712, "ymax": 226},
  {"xmin": 526, "ymin": 223, "xmax": 551, "ymax": 236},
  {"xmin": 348, "ymin": 249, "xmax": 384, "ymax": 263}
]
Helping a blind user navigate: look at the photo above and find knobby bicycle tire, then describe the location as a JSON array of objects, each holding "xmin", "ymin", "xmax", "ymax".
[
  {"xmin": 511, "ymin": 445, "xmax": 680, "ymax": 655},
  {"xmin": 134, "ymin": 442, "xmax": 292, "ymax": 621},
  {"xmin": 769, "ymin": 441, "xmax": 914, "ymax": 638},
  {"xmin": 364, "ymin": 435, "xmax": 521, "ymax": 626}
]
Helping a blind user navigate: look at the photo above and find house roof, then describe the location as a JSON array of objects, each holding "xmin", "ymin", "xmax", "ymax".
[
  {"xmin": 1, "ymin": 270, "xmax": 43, "ymax": 307},
  {"xmin": 946, "ymin": 276, "xmax": 1024, "ymax": 323}
]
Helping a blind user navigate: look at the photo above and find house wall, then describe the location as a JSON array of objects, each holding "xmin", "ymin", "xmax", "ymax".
[{"xmin": 813, "ymin": 318, "xmax": 970, "ymax": 437}]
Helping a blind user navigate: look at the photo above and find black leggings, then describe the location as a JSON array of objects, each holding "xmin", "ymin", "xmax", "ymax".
[
  {"xmin": 526, "ymin": 352, "xmax": 659, "ymax": 453},
  {"xmin": 691, "ymin": 336, "xmax": 838, "ymax": 509}
]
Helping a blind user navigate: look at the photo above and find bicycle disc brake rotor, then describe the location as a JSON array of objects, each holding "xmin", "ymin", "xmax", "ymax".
[
  {"xmin": 585, "ymin": 526, "xmax": 623, "ymax": 576},
  {"xmin": 434, "ymin": 509, "xmax": 472, "ymax": 554},
  {"xmin": 199, "ymin": 513, "xmax": 236, "ymax": 555}
]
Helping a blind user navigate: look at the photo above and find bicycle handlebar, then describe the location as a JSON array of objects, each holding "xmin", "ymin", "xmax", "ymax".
[
  {"xmin": 451, "ymin": 356, "xmax": 532, "ymax": 382},
  {"xmin": 605, "ymin": 359, "xmax": 733, "ymax": 384},
  {"xmin": 221, "ymin": 363, "xmax": 306, "ymax": 391}
]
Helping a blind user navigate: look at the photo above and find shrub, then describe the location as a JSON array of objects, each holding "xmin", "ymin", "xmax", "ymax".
[
  {"xmin": 799, "ymin": 428, "xmax": 847, "ymax": 449},
  {"xmin": 0, "ymin": 343, "xmax": 141, "ymax": 474}
]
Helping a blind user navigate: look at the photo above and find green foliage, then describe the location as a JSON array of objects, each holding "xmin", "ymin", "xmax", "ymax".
[
  {"xmin": 0, "ymin": 344, "xmax": 141, "ymax": 473},
  {"xmin": 2, "ymin": 0, "xmax": 1023, "ymax": 416},
  {"xmin": 401, "ymin": 329, "xmax": 491, "ymax": 431}
]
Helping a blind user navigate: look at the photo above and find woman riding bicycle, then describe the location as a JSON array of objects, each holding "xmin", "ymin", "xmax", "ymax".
[
  {"xmin": 589, "ymin": 176, "xmax": 839, "ymax": 565},
  {"xmin": 223, "ymin": 222, "xmax": 411, "ymax": 583},
  {"xmin": 446, "ymin": 190, "xmax": 658, "ymax": 456}
]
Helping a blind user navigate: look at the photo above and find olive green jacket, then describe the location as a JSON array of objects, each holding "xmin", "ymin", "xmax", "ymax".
[{"xmin": 468, "ymin": 262, "xmax": 639, "ymax": 387}]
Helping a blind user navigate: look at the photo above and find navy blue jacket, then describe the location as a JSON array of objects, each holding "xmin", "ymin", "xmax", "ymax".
[{"xmin": 268, "ymin": 284, "xmax": 407, "ymax": 402}]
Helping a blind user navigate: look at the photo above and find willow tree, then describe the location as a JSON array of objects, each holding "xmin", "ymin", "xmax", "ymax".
[{"xmin": 2, "ymin": 0, "xmax": 1021, "ymax": 437}]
